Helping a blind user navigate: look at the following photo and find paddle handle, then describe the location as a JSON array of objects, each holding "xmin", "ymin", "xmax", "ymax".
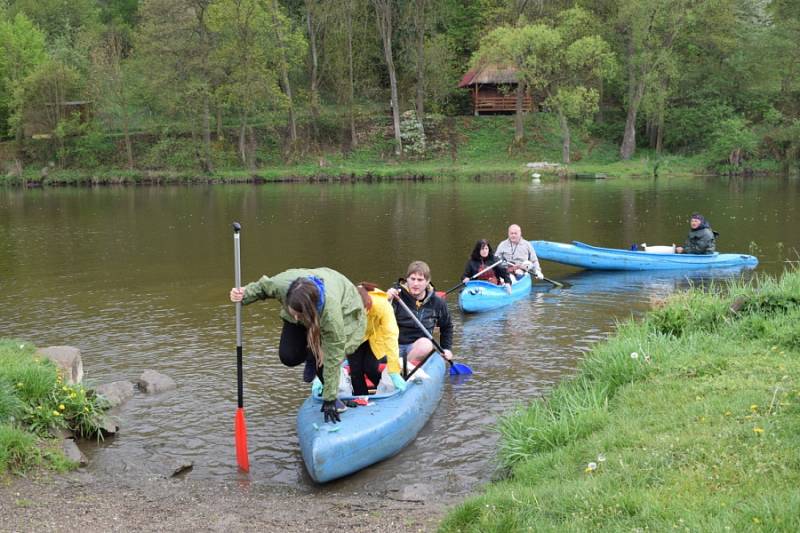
[
  {"xmin": 233, "ymin": 222, "xmax": 244, "ymax": 409},
  {"xmin": 444, "ymin": 259, "xmax": 504, "ymax": 295},
  {"xmin": 509, "ymin": 261, "xmax": 564, "ymax": 288}
]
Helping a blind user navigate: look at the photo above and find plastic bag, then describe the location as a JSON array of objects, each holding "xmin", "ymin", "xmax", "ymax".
[
  {"xmin": 376, "ymin": 368, "xmax": 394, "ymax": 394},
  {"xmin": 337, "ymin": 366, "xmax": 353, "ymax": 397}
]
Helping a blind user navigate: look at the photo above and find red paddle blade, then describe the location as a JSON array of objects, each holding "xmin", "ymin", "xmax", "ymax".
[
  {"xmin": 235, "ymin": 407, "xmax": 250, "ymax": 472},
  {"xmin": 435, "ymin": 291, "xmax": 446, "ymax": 298}
]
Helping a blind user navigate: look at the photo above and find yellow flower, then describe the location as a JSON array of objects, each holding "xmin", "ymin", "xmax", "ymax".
[
  {"xmin": 750, "ymin": 404, "xmax": 758, "ymax": 411},
  {"xmin": 36, "ymin": 405, "xmax": 42, "ymax": 410},
  {"xmin": 70, "ymin": 392, "xmax": 77, "ymax": 399},
  {"xmin": 53, "ymin": 411, "xmax": 61, "ymax": 416},
  {"xmin": 58, "ymin": 404, "xmax": 65, "ymax": 410},
  {"xmin": 584, "ymin": 462, "xmax": 598, "ymax": 473},
  {"xmin": 724, "ymin": 411, "xmax": 732, "ymax": 416},
  {"xmin": 62, "ymin": 386, "xmax": 69, "ymax": 392},
  {"xmin": 753, "ymin": 427, "xmax": 764, "ymax": 435},
  {"xmin": 16, "ymin": 382, "xmax": 23, "ymax": 388},
  {"xmin": 84, "ymin": 407, "xmax": 89, "ymax": 412}
]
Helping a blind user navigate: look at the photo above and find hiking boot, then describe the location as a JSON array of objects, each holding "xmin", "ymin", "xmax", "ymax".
[{"xmin": 303, "ymin": 358, "xmax": 316, "ymax": 383}]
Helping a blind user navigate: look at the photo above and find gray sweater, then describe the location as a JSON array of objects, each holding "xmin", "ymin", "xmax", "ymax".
[{"xmin": 495, "ymin": 239, "xmax": 541, "ymax": 274}]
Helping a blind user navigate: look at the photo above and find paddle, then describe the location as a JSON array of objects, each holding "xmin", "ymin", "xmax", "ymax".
[
  {"xmin": 392, "ymin": 290, "xmax": 473, "ymax": 377},
  {"xmin": 505, "ymin": 261, "xmax": 568, "ymax": 289},
  {"xmin": 232, "ymin": 222, "xmax": 250, "ymax": 472},
  {"xmin": 436, "ymin": 259, "xmax": 504, "ymax": 298}
]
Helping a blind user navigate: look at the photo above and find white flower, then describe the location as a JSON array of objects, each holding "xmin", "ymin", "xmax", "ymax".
[
  {"xmin": 597, "ymin": 453, "xmax": 606, "ymax": 463},
  {"xmin": 19, "ymin": 344, "xmax": 25, "ymax": 349},
  {"xmin": 586, "ymin": 462, "xmax": 597, "ymax": 471},
  {"xmin": 630, "ymin": 352, "xmax": 639, "ymax": 359}
]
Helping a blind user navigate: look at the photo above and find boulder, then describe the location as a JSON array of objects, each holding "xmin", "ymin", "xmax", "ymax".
[
  {"xmin": 99, "ymin": 415, "xmax": 119, "ymax": 436},
  {"xmin": 36, "ymin": 346, "xmax": 83, "ymax": 384},
  {"xmin": 62, "ymin": 439, "xmax": 88, "ymax": 467},
  {"xmin": 94, "ymin": 381, "xmax": 135, "ymax": 408},
  {"xmin": 137, "ymin": 370, "xmax": 176, "ymax": 394},
  {"xmin": 170, "ymin": 460, "xmax": 194, "ymax": 478}
]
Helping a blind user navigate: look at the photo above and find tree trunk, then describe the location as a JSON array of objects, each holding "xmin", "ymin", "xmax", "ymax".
[
  {"xmin": 216, "ymin": 106, "xmax": 223, "ymax": 140},
  {"xmin": 346, "ymin": 1, "xmax": 357, "ymax": 148},
  {"xmin": 122, "ymin": 114, "xmax": 134, "ymax": 170},
  {"xmin": 201, "ymin": 93, "xmax": 213, "ymax": 172},
  {"xmin": 238, "ymin": 113, "xmax": 248, "ymax": 167},
  {"xmin": 272, "ymin": 3, "xmax": 297, "ymax": 145},
  {"xmin": 374, "ymin": 0, "xmax": 402, "ymax": 156},
  {"xmin": 306, "ymin": 0, "xmax": 320, "ymax": 141},
  {"xmin": 620, "ymin": 78, "xmax": 645, "ymax": 160},
  {"xmin": 413, "ymin": 0, "xmax": 426, "ymax": 133},
  {"xmin": 514, "ymin": 82, "xmax": 525, "ymax": 143},
  {"xmin": 558, "ymin": 108, "xmax": 570, "ymax": 164}
]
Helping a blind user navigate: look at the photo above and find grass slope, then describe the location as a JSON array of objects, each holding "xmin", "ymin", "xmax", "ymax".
[{"xmin": 441, "ymin": 270, "xmax": 800, "ymax": 532}]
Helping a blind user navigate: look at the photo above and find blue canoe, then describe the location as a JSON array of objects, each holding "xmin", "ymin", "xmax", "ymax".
[
  {"xmin": 458, "ymin": 273, "xmax": 532, "ymax": 313},
  {"xmin": 296, "ymin": 352, "xmax": 446, "ymax": 483},
  {"xmin": 531, "ymin": 240, "xmax": 759, "ymax": 271}
]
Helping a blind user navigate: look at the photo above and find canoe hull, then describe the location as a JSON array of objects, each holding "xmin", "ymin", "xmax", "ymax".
[
  {"xmin": 531, "ymin": 240, "xmax": 758, "ymax": 271},
  {"xmin": 296, "ymin": 353, "xmax": 446, "ymax": 483},
  {"xmin": 459, "ymin": 273, "xmax": 532, "ymax": 313}
]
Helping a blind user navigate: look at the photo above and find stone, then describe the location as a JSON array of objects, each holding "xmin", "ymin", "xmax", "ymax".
[
  {"xmin": 36, "ymin": 346, "xmax": 83, "ymax": 384},
  {"xmin": 137, "ymin": 370, "xmax": 176, "ymax": 394},
  {"xmin": 389, "ymin": 483, "xmax": 435, "ymax": 502},
  {"xmin": 170, "ymin": 461, "xmax": 194, "ymax": 478},
  {"xmin": 99, "ymin": 415, "xmax": 119, "ymax": 436},
  {"xmin": 62, "ymin": 439, "xmax": 88, "ymax": 467},
  {"xmin": 94, "ymin": 381, "xmax": 135, "ymax": 408}
]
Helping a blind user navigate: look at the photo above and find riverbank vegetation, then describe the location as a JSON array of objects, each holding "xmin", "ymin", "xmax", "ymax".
[
  {"xmin": 440, "ymin": 268, "xmax": 800, "ymax": 531},
  {"xmin": 1, "ymin": 1, "xmax": 799, "ymax": 181},
  {"xmin": 0, "ymin": 340, "xmax": 109, "ymax": 474}
]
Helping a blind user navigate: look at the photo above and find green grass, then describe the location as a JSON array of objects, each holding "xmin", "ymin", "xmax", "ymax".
[
  {"xmin": 440, "ymin": 270, "xmax": 800, "ymax": 532},
  {"xmin": 0, "ymin": 340, "xmax": 110, "ymax": 474},
  {"xmin": 1, "ymin": 115, "xmax": 726, "ymax": 186}
]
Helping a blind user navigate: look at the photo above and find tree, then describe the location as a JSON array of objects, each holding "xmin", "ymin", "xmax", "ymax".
[
  {"xmin": 267, "ymin": 0, "xmax": 305, "ymax": 149},
  {"xmin": 373, "ymin": 0, "xmax": 402, "ymax": 156},
  {"xmin": 0, "ymin": 12, "xmax": 47, "ymax": 154}
]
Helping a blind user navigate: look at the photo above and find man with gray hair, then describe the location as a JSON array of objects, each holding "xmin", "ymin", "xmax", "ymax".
[{"xmin": 495, "ymin": 224, "xmax": 544, "ymax": 281}]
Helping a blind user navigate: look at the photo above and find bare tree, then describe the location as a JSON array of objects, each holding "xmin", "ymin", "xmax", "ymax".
[{"xmin": 372, "ymin": 0, "xmax": 402, "ymax": 156}]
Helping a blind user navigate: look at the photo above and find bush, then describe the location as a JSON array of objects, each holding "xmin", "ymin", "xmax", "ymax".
[{"xmin": 0, "ymin": 423, "xmax": 39, "ymax": 472}]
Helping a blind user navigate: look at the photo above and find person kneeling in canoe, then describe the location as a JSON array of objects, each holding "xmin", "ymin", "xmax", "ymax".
[
  {"xmin": 387, "ymin": 261, "xmax": 454, "ymax": 374},
  {"xmin": 495, "ymin": 224, "xmax": 544, "ymax": 282},
  {"xmin": 462, "ymin": 239, "xmax": 513, "ymax": 294},
  {"xmin": 229, "ymin": 268, "xmax": 366, "ymax": 423},
  {"xmin": 347, "ymin": 283, "xmax": 406, "ymax": 396},
  {"xmin": 675, "ymin": 213, "xmax": 717, "ymax": 254}
]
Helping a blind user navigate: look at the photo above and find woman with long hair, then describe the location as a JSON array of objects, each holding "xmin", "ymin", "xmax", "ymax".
[
  {"xmin": 462, "ymin": 239, "xmax": 512, "ymax": 287},
  {"xmin": 230, "ymin": 268, "xmax": 366, "ymax": 423}
]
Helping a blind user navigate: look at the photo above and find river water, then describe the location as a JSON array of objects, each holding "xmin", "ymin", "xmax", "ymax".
[{"xmin": 0, "ymin": 176, "xmax": 797, "ymax": 495}]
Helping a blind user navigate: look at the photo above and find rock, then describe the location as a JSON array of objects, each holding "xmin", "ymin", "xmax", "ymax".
[
  {"xmin": 94, "ymin": 381, "xmax": 135, "ymax": 408},
  {"xmin": 49, "ymin": 427, "xmax": 73, "ymax": 440},
  {"xmin": 390, "ymin": 483, "xmax": 435, "ymax": 502},
  {"xmin": 36, "ymin": 346, "xmax": 83, "ymax": 384},
  {"xmin": 170, "ymin": 461, "xmax": 194, "ymax": 478},
  {"xmin": 99, "ymin": 415, "xmax": 119, "ymax": 436},
  {"xmin": 137, "ymin": 370, "xmax": 176, "ymax": 394},
  {"xmin": 62, "ymin": 439, "xmax": 88, "ymax": 467}
]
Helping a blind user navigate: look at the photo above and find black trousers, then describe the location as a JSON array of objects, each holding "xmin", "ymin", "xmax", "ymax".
[
  {"xmin": 279, "ymin": 320, "xmax": 323, "ymax": 382},
  {"xmin": 348, "ymin": 341, "xmax": 381, "ymax": 396}
]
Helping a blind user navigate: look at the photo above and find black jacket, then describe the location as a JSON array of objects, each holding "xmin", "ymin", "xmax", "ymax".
[
  {"xmin": 462, "ymin": 258, "xmax": 512, "ymax": 285},
  {"xmin": 391, "ymin": 282, "xmax": 454, "ymax": 349}
]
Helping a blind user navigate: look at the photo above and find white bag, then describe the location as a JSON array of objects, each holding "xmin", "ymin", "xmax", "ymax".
[
  {"xmin": 376, "ymin": 369, "xmax": 394, "ymax": 394},
  {"xmin": 338, "ymin": 366, "xmax": 353, "ymax": 397}
]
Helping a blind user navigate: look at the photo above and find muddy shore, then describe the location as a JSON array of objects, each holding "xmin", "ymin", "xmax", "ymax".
[{"xmin": 0, "ymin": 470, "xmax": 450, "ymax": 532}]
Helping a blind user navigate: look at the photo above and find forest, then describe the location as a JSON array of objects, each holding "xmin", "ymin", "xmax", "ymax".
[{"xmin": 0, "ymin": 0, "xmax": 799, "ymax": 177}]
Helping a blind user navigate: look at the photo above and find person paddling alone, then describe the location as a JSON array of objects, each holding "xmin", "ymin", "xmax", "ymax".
[
  {"xmin": 676, "ymin": 213, "xmax": 717, "ymax": 254},
  {"xmin": 462, "ymin": 239, "xmax": 512, "ymax": 293}
]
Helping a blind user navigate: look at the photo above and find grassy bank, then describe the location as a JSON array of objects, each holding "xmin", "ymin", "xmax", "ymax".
[
  {"xmin": 441, "ymin": 270, "xmax": 800, "ymax": 531},
  {"xmin": 0, "ymin": 340, "xmax": 109, "ymax": 474},
  {"xmin": 1, "ymin": 115, "xmax": 746, "ymax": 187}
]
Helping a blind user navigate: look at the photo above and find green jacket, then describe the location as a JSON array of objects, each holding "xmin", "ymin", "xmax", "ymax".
[
  {"xmin": 684, "ymin": 227, "xmax": 716, "ymax": 254},
  {"xmin": 241, "ymin": 268, "xmax": 366, "ymax": 401}
]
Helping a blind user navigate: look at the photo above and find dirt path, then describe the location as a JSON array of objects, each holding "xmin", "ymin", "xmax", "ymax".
[{"xmin": 0, "ymin": 470, "xmax": 450, "ymax": 532}]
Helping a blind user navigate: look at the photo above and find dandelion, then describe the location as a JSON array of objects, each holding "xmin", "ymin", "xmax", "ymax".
[
  {"xmin": 84, "ymin": 407, "xmax": 89, "ymax": 413},
  {"xmin": 724, "ymin": 411, "xmax": 732, "ymax": 416},
  {"xmin": 753, "ymin": 427, "xmax": 764, "ymax": 435},
  {"xmin": 62, "ymin": 386, "xmax": 69, "ymax": 392},
  {"xmin": 16, "ymin": 382, "xmax": 23, "ymax": 388},
  {"xmin": 36, "ymin": 405, "xmax": 42, "ymax": 410},
  {"xmin": 585, "ymin": 462, "xmax": 598, "ymax": 473},
  {"xmin": 58, "ymin": 404, "xmax": 65, "ymax": 410},
  {"xmin": 750, "ymin": 404, "xmax": 758, "ymax": 411},
  {"xmin": 70, "ymin": 392, "xmax": 77, "ymax": 399},
  {"xmin": 53, "ymin": 411, "xmax": 61, "ymax": 416},
  {"xmin": 630, "ymin": 352, "xmax": 639, "ymax": 359}
]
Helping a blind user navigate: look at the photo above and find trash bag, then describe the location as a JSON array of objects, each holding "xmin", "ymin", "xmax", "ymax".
[
  {"xmin": 338, "ymin": 366, "xmax": 353, "ymax": 397},
  {"xmin": 376, "ymin": 368, "xmax": 394, "ymax": 394}
]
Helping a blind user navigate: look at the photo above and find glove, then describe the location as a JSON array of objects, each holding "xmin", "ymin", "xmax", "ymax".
[
  {"xmin": 535, "ymin": 271, "xmax": 544, "ymax": 280},
  {"xmin": 389, "ymin": 372, "xmax": 407, "ymax": 392},
  {"xmin": 321, "ymin": 400, "xmax": 341, "ymax": 423},
  {"xmin": 311, "ymin": 377, "xmax": 323, "ymax": 397}
]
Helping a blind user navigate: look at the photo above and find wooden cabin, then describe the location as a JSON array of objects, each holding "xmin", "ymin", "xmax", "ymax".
[{"xmin": 458, "ymin": 65, "xmax": 532, "ymax": 115}]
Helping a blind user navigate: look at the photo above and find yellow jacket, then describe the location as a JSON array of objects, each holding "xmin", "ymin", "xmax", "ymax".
[{"xmin": 363, "ymin": 290, "xmax": 401, "ymax": 374}]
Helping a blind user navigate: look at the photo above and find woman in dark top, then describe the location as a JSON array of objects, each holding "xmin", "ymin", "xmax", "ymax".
[{"xmin": 462, "ymin": 239, "xmax": 512, "ymax": 287}]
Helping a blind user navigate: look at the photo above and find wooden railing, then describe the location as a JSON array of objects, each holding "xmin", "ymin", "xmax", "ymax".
[{"xmin": 473, "ymin": 95, "xmax": 533, "ymax": 113}]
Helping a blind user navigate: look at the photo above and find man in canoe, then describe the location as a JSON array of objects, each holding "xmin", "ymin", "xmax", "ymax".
[
  {"xmin": 495, "ymin": 224, "xmax": 544, "ymax": 282},
  {"xmin": 675, "ymin": 213, "xmax": 717, "ymax": 254},
  {"xmin": 229, "ymin": 268, "xmax": 366, "ymax": 423},
  {"xmin": 387, "ymin": 261, "xmax": 454, "ymax": 374}
]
